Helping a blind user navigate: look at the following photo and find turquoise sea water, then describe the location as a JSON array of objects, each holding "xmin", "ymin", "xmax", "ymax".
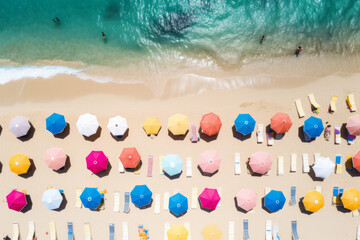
[{"xmin": 0, "ymin": 0, "xmax": 360, "ymax": 92}]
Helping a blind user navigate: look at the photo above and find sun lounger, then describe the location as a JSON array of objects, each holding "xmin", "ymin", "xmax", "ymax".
[
  {"xmin": 243, "ymin": 219, "xmax": 249, "ymax": 240},
  {"xmin": 267, "ymin": 130, "xmax": 274, "ymax": 146},
  {"xmin": 134, "ymin": 162, "xmax": 141, "ymax": 174},
  {"xmin": 84, "ymin": 222, "xmax": 91, "ymax": 240},
  {"xmin": 332, "ymin": 187, "xmax": 339, "ymax": 205},
  {"xmin": 123, "ymin": 192, "xmax": 130, "ymax": 213},
  {"xmin": 302, "ymin": 153, "xmax": 310, "ymax": 173},
  {"xmin": 308, "ymin": 93, "xmax": 320, "ymax": 114},
  {"xmin": 186, "ymin": 157, "xmax": 192, "ymax": 177},
  {"xmin": 336, "ymin": 155, "xmax": 342, "ymax": 173},
  {"xmin": 235, "ymin": 153, "xmax": 241, "ymax": 175},
  {"xmin": 265, "ymin": 187, "xmax": 271, "ymax": 195},
  {"xmin": 190, "ymin": 124, "xmax": 200, "ymax": 142},
  {"xmin": 118, "ymin": 160, "xmax": 125, "ymax": 173},
  {"xmin": 315, "ymin": 186, "xmax": 322, "ymax": 193},
  {"xmin": 229, "ymin": 221, "xmax": 235, "ymax": 240},
  {"xmin": 109, "ymin": 223, "xmax": 114, "ymax": 240},
  {"xmin": 257, "ymin": 124, "xmax": 264, "ymax": 143},
  {"xmin": 353, "ymin": 209, "xmax": 359, "ymax": 217},
  {"xmin": 164, "ymin": 222, "xmax": 170, "ymax": 240},
  {"xmin": 217, "ymin": 187, "xmax": 222, "ymax": 207},
  {"xmin": 291, "ymin": 153, "xmax": 297, "ymax": 172},
  {"xmin": 347, "ymin": 94, "xmax": 357, "ymax": 112},
  {"xmin": 113, "ymin": 191, "xmax": 120, "ymax": 212},
  {"xmin": 357, "ymin": 225, "xmax": 360, "ymax": 240},
  {"xmin": 49, "ymin": 222, "xmax": 56, "ymax": 240},
  {"xmin": 13, "ymin": 223, "xmax": 19, "ymax": 240},
  {"xmin": 163, "ymin": 192, "xmax": 169, "ymax": 210},
  {"xmin": 26, "ymin": 221, "xmax": 34, "ymax": 240},
  {"xmin": 346, "ymin": 155, "xmax": 353, "ymax": 169},
  {"xmin": 329, "ymin": 95, "xmax": 337, "ymax": 113},
  {"xmin": 334, "ymin": 126, "xmax": 341, "ymax": 144},
  {"xmin": 122, "ymin": 222, "xmax": 129, "ymax": 240},
  {"xmin": 191, "ymin": 188, "xmax": 198, "ymax": 209},
  {"xmin": 67, "ymin": 222, "xmax": 73, "ymax": 240},
  {"xmin": 339, "ymin": 188, "xmax": 344, "ymax": 197},
  {"xmin": 295, "ymin": 99, "xmax": 305, "ymax": 118},
  {"xmin": 147, "ymin": 155, "xmax": 153, "ymax": 177},
  {"xmin": 159, "ymin": 155, "xmax": 164, "ymax": 175},
  {"xmin": 184, "ymin": 222, "xmax": 191, "ymax": 240},
  {"xmin": 266, "ymin": 220, "xmax": 272, "ymax": 240},
  {"xmin": 273, "ymin": 225, "xmax": 280, "ymax": 240},
  {"xmin": 314, "ymin": 153, "xmax": 320, "ymax": 163},
  {"xmin": 291, "ymin": 221, "xmax": 300, "ymax": 240},
  {"xmin": 278, "ymin": 156, "xmax": 284, "ymax": 176},
  {"xmin": 348, "ymin": 131, "xmax": 355, "ymax": 145},
  {"xmin": 290, "ymin": 186, "xmax": 296, "ymax": 205},
  {"xmin": 75, "ymin": 188, "xmax": 82, "ymax": 208},
  {"xmin": 154, "ymin": 193, "xmax": 161, "ymax": 213}
]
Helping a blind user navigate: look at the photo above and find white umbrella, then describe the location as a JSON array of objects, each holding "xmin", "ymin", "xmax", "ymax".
[
  {"xmin": 76, "ymin": 113, "xmax": 99, "ymax": 137},
  {"xmin": 42, "ymin": 189, "xmax": 63, "ymax": 210},
  {"xmin": 107, "ymin": 116, "xmax": 128, "ymax": 136},
  {"xmin": 312, "ymin": 156, "xmax": 335, "ymax": 179},
  {"xmin": 9, "ymin": 116, "xmax": 31, "ymax": 138}
]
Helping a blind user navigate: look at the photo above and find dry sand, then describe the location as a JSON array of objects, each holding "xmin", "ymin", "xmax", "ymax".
[{"xmin": 0, "ymin": 73, "xmax": 360, "ymax": 239}]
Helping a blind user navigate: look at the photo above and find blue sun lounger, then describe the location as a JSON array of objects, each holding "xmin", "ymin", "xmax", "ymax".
[
  {"xmin": 292, "ymin": 221, "xmax": 300, "ymax": 240},
  {"xmin": 124, "ymin": 192, "xmax": 130, "ymax": 213},
  {"xmin": 67, "ymin": 222, "xmax": 73, "ymax": 240},
  {"xmin": 290, "ymin": 186, "xmax": 296, "ymax": 205},
  {"xmin": 243, "ymin": 219, "xmax": 249, "ymax": 240},
  {"xmin": 333, "ymin": 186, "xmax": 339, "ymax": 204},
  {"xmin": 109, "ymin": 223, "xmax": 114, "ymax": 240}
]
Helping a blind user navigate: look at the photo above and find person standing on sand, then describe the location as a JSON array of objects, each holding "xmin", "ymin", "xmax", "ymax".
[
  {"xmin": 102, "ymin": 32, "xmax": 106, "ymax": 39},
  {"xmin": 260, "ymin": 35, "xmax": 265, "ymax": 44},
  {"xmin": 295, "ymin": 46, "xmax": 303, "ymax": 57}
]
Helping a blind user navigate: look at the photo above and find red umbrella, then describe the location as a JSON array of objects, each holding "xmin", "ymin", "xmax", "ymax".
[
  {"xmin": 270, "ymin": 112, "xmax": 293, "ymax": 134},
  {"xmin": 120, "ymin": 148, "xmax": 141, "ymax": 168},
  {"xmin": 353, "ymin": 151, "xmax": 360, "ymax": 172},
  {"xmin": 200, "ymin": 113, "xmax": 222, "ymax": 136}
]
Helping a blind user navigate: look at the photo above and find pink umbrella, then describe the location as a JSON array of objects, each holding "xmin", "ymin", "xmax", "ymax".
[
  {"xmin": 6, "ymin": 190, "xmax": 27, "ymax": 212},
  {"xmin": 86, "ymin": 151, "xmax": 108, "ymax": 174},
  {"xmin": 44, "ymin": 147, "xmax": 66, "ymax": 170},
  {"xmin": 347, "ymin": 115, "xmax": 360, "ymax": 136},
  {"xmin": 199, "ymin": 188, "xmax": 221, "ymax": 210},
  {"xmin": 198, "ymin": 150, "xmax": 221, "ymax": 174},
  {"xmin": 236, "ymin": 189, "xmax": 257, "ymax": 211},
  {"xmin": 249, "ymin": 151, "xmax": 272, "ymax": 175}
]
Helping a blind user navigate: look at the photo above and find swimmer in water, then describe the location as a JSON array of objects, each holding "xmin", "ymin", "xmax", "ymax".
[
  {"xmin": 260, "ymin": 35, "xmax": 265, "ymax": 44},
  {"xmin": 102, "ymin": 32, "xmax": 106, "ymax": 39},
  {"xmin": 295, "ymin": 46, "xmax": 303, "ymax": 57}
]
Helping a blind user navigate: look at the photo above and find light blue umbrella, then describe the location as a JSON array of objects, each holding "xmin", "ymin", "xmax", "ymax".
[
  {"xmin": 169, "ymin": 193, "xmax": 188, "ymax": 216},
  {"xmin": 130, "ymin": 185, "xmax": 152, "ymax": 208},
  {"xmin": 80, "ymin": 188, "xmax": 102, "ymax": 209},
  {"xmin": 46, "ymin": 113, "xmax": 67, "ymax": 134},
  {"xmin": 234, "ymin": 114, "xmax": 256, "ymax": 135},
  {"xmin": 304, "ymin": 116, "xmax": 324, "ymax": 138},
  {"xmin": 264, "ymin": 190, "xmax": 286, "ymax": 212},
  {"xmin": 162, "ymin": 154, "xmax": 183, "ymax": 176},
  {"xmin": 41, "ymin": 189, "xmax": 63, "ymax": 210}
]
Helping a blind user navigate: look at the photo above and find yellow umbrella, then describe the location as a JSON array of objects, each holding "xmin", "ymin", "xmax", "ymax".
[
  {"xmin": 303, "ymin": 190, "xmax": 324, "ymax": 213},
  {"xmin": 202, "ymin": 224, "xmax": 222, "ymax": 240},
  {"xmin": 143, "ymin": 117, "xmax": 162, "ymax": 135},
  {"xmin": 167, "ymin": 224, "xmax": 189, "ymax": 240},
  {"xmin": 168, "ymin": 114, "xmax": 189, "ymax": 135},
  {"xmin": 341, "ymin": 188, "xmax": 360, "ymax": 211},
  {"xmin": 9, "ymin": 153, "xmax": 31, "ymax": 175}
]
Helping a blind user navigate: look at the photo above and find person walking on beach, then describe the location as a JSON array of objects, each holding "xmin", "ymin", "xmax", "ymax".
[
  {"xmin": 260, "ymin": 35, "xmax": 265, "ymax": 44},
  {"xmin": 295, "ymin": 46, "xmax": 303, "ymax": 57},
  {"xmin": 102, "ymin": 32, "xmax": 106, "ymax": 39}
]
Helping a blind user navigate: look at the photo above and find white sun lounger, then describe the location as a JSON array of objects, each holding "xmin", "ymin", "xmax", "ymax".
[
  {"xmin": 295, "ymin": 99, "xmax": 305, "ymax": 118},
  {"xmin": 186, "ymin": 157, "xmax": 192, "ymax": 177},
  {"xmin": 308, "ymin": 93, "xmax": 320, "ymax": 113},
  {"xmin": 314, "ymin": 153, "xmax": 320, "ymax": 163},
  {"xmin": 302, "ymin": 153, "xmax": 310, "ymax": 173},
  {"xmin": 118, "ymin": 160, "xmax": 125, "ymax": 173},
  {"xmin": 13, "ymin": 223, "xmax": 19, "ymax": 240},
  {"xmin": 335, "ymin": 126, "xmax": 341, "ymax": 144},
  {"xmin": 164, "ymin": 222, "xmax": 170, "ymax": 240},
  {"xmin": 267, "ymin": 132, "xmax": 274, "ymax": 146},
  {"xmin": 154, "ymin": 193, "xmax": 161, "ymax": 213},
  {"xmin": 235, "ymin": 153, "xmax": 241, "ymax": 175},
  {"xmin": 49, "ymin": 222, "xmax": 56, "ymax": 240},
  {"xmin": 357, "ymin": 225, "xmax": 360, "ymax": 240},
  {"xmin": 229, "ymin": 221, "xmax": 235, "ymax": 240},
  {"xmin": 163, "ymin": 192, "xmax": 169, "ymax": 210},
  {"xmin": 315, "ymin": 186, "xmax": 322, "ymax": 193},
  {"xmin": 291, "ymin": 153, "xmax": 297, "ymax": 172},
  {"xmin": 273, "ymin": 225, "xmax": 279, "ymax": 240},
  {"xmin": 257, "ymin": 124, "xmax": 264, "ymax": 143},
  {"xmin": 113, "ymin": 191, "xmax": 120, "ymax": 212},
  {"xmin": 84, "ymin": 222, "xmax": 91, "ymax": 240},
  {"xmin": 191, "ymin": 188, "xmax": 198, "ymax": 209},
  {"xmin": 278, "ymin": 156, "xmax": 284, "ymax": 176},
  {"xmin": 184, "ymin": 222, "xmax": 191, "ymax": 240},
  {"xmin": 75, "ymin": 188, "xmax": 82, "ymax": 208},
  {"xmin": 26, "ymin": 221, "xmax": 35, "ymax": 240},
  {"xmin": 266, "ymin": 220, "xmax": 272, "ymax": 240},
  {"xmin": 122, "ymin": 222, "xmax": 129, "ymax": 240},
  {"xmin": 265, "ymin": 187, "xmax": 271, "ymax": 195},
  {"xmin": 329, "ymin": 95, "xmax": 337, "ymax": 112},
  {"xmin": 347, "ymin": 94, "xmax": 357, "ymax": 112}
]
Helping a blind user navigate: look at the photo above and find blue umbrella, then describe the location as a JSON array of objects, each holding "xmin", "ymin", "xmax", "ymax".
[
  {"xmin": 80, "ymin": 188, "xmax": 102, "ymax": 209},
  {"xmin": 304, "ymin": 116, "xmax": 324, "ymax": 138},
  {"xmin": 264, "ymin": 190, "xmax": 286, "ymax": 212},
  {"xmin": 169, "ymin": 193, "xmax": 188, "ymax": 216},
  {"xmin": 41, "ymin": 189, "xmax": 63, "ymax": 210},
  {"xmin": 46, "ymin": 113, "xmax": 67, "ymax": 134},
  {"xmin": 130, "ymin": 185, "xmax": 152, "ymax": 208},
  {"xmin": 162, "ymin": 154, "xmax": 183, "ymax": 176},
  {"xmin": 234, "ymin": 114, "xmax": 256, "ymax": 135}
]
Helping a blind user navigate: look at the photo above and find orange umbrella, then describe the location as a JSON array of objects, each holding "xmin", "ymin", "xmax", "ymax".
[
  {"xmin": 270, "ymin": 112, "xmax": 293, "ymax": 134},
  {"xmin": 9, "ymin": 153, "xmax": 31, "ymax": 175},
  {"xmin": 341, "ymin": 188, "xmax": 360, "ymax": 211},
  {"xmin": 303, "ymin": 190, "xmax": 324, "ymax": 213},
  {"xmin": 119, "ymin": 148, "xmax": 141, "ymax": 168},
  {"xmin": 200, "ymin": 113, "xmax": 222, "ymax": 136}
]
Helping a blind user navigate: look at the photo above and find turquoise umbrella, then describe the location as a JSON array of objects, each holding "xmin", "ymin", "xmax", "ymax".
[
  {"xmin": 80, "ymin": 188, "xmax": 102, "ymax": 209},
  {"xmin": 304, "ymin": 116, "xmax": 324, "ymax": 138},
  {"xmin": 162, "ymin": 154, "xmax": 183, "ymax": 176},
  {"xmin": 264, "ymin": 190, "xmax": 286, "ymax": 212},
  {"xmin": 46, "ymin": 113, "xmax": 67, "ymax": 134},
  {"xmin": 131, "ymin": 185, "xmax": 152, "ymax": 208},
  {"xmin": 169, "ymin": 193, "xmax": 188, "ymax": 216}
]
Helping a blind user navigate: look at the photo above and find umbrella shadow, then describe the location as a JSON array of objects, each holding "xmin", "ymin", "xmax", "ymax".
[
  {"xmin": 124, "ymin": 160, "xmax": 142, "ymax": 172},
  {"xmin": 54, "ymin": 193, "xmax": 68, "ymax": 212},
  {"xmin": 307, "ymin": 168, "xmax": 324, "ymax": 181},
  {"xmin": 168, "ymin": 130, "xmax": 188, "ymax": 141},
  {"xmin": 55, "ymin": 155, "xmax": 71, "ymax": 174},
  {"xmin": 170, "ymin": 210, "xmax": 187, "ymax": 218},
  {"xmin": 21, "ymin": 195, "xmax": 32, "ymax": 213},
  {"xmin": 198, "ymin": 198, "xmax": 215, "ymax": 213},
  {"xmin": 96, "ymin": 161, "xmax": 112, "ymax": 178},
  {"xmin": 298, "ymin": 197, "xmax": 313, "ymax": 215},
  {"xmin": 298, "ymin": 126, "xmax": 315, "ymax": 143},
  {"xmin": 54, "ymin": 123, "xmax": 70, "ymax": 139},
  {"xmin": 0, "ymin": 125, "xmax": 2, "ymax": 135},
  {"xmin": 0, "ymin": 162, "xmax": 2, "ymax": 174},
  {"xmin": 261, "ymin": 197, "xmax": 273, "ymax": 214},
  {"xmin": 110, "ymin": 129, "xmax": 129, "ymax": 141},
  {"xmin": 144, "ymin": 126, "xmax": 162, "ymax": 137},
  {"xmin": 164, "ymin": 171, "xmax": 182, "ymax": 180},
  {"xmin": 232, "ymin": 125, "xmax": 252, "ymax": 141},
  {"xmin": 340, "ymin": 123, "xmax": 348, "ymax": 140},
  {"xmin": 233, "ymin": 197, "xmax": 248, "ymax": 213},
  {"xmin": 199, "ymin": 127, "xmax": 218, "ymax": 142},
  {"xmin": 83, "ymin": 127, "xmax": 102, "ymax": 142},
  {"xmin": 18, "ymin": 122, "xmax": 35, "ymax": 142},
  {"xmin": 336, "ymin": 205, "xmax": 352, "ymax": 213},
  {"xmin": 20, "ymin": 159, "xmax": 36, "ymax": 179},
  {"xmin": 137, "ymin": 198, "xmax": 153, "ymax": 210},
  {"xmin": 197, "ymin": 165, "xmax": 218, "ymax": 177},
  {"xmin": 246, "ymin": 161, "xmax": 263, "ymax": 177}
]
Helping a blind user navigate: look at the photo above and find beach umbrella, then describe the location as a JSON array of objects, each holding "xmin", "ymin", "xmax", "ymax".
[
  {"xmin": 199, "ymin": 188, "xmax": 221, "ymax": 210},
  {"xmin": 312, "ymin": 156, "xmax": 335, "ymax": 179},
  {"xmin": 80, "ymin": 188, "xmax": 102, "ymax": 209},
  {"xmin": 235, "ymin": 188, "xmax": 257, "ymax": 212},
  {"xmin": 352, "ymin": 151, "xmax": 360, "ymax": 172},
  {"xmin": 303, "ymin": 190, "xmax": 324, "ymax": 213},
  {"xmin": 198, "ymin": 150, "xmax": 221, "ymax": 174},
  {"xmin": 42, "ymin": 189, "xmax": 63, "ymax": 210},
  {"xmin": 167, "ymin": 225, "xmax": 189, "ymax": 240},
  {"xmin": 130, "ymin": 185, "xmax": 152, "ymax": 208},
  {"xmin": 264, "ymin": 190, "xmax": 286, "ymax": 212},
  {"xmin": 304, "ymin": 116, "xmax": 324, "ymax": 138},
  {"xmin": 249, "ymin": 151, "xmax": 272, "ymax": 175},
  {"xmin": 119, "ymin": 148, "xmax": 141, "ymax": 168},
  {"xmin": 270, "ymin": 112, "xmax": 293, "ymax": 134},
  {"xmin": 46, "ymin": 113, "xmax": 67, "ymax": 134},
  {"xmin": 202, "ymin": 224, "xmax": 222, "ymax": 240},
  {"xmin": 234, "ymin": 113, "xmax": 256, "ymax": 135},
  {"xmin": 143, "ymin": 117, "xmax": 162, "ymax": 135},
  {"xmin": 169, "ymin": 193, "xmax": 188, "ymax": 216},
  {"xmin": 9, "ymin": 116, "xmax": 31, "ymax": 138},
  {"xmin": 162, "ymin": 154, "xmax": 183, "ymax": 176},
  {"xmin": 76, "ymin": 113, "xmax": 99, "ymax": 137},
  {"xmin": 6, "ymin": 190, "xmax": 27, "ymax": 212},
  {"xmin": 107, "ymin": 116, "xmax": 128, "ymax": 136},
  {"xmin": 86, "ymin": 151, "xmax": 108, "ymax": 174},
  {"xmin": 168, "ymin": 113, "xmax": 189, "ymax": 135},
  {"xmin": 200, "ymin": 112, "xmax": 222, "ymax": 136},
  {"xmin": 347, "ymin": 115, "xmax": 360, "ymax": 136},
  {"xmin": 9, "ymin": 153, "xmax": 31, "ymax": 175},
  {"xmin": 44, "ymin": 147, "xmax": 66, "ymax": 170},
  {"xmin": 341, "ymin": 188, "xmax": 360, "ymax": 211}
]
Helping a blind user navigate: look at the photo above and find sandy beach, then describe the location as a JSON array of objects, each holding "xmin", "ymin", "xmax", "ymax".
[{"xmin": 0, "ymin": 72, "xmax": 360, "ymax": 239}]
